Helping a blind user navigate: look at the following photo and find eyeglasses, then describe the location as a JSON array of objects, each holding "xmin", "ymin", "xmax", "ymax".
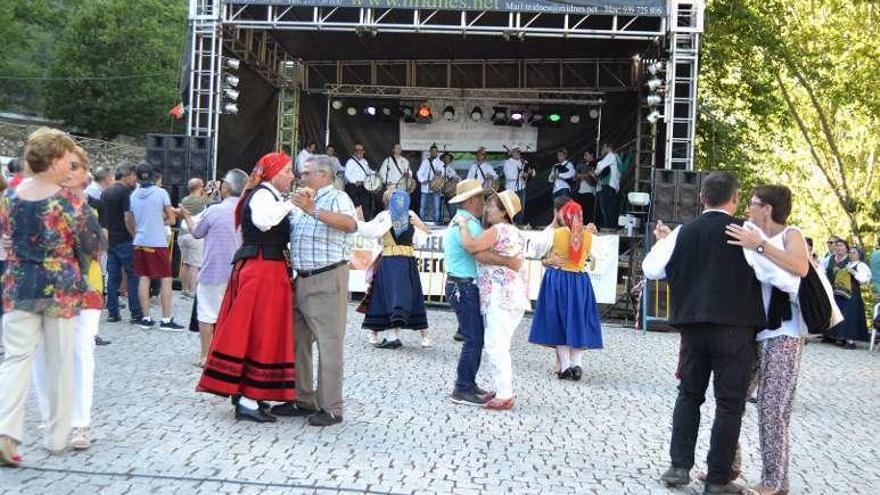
[{"xmin": 747, "ymin": 200, "xmax": 765, "ymax": 208}]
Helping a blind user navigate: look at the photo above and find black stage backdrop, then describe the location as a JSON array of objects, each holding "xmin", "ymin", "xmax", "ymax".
[{"xmin": 216, "ymin": 64, "xmax": 278, "ymax": 176}]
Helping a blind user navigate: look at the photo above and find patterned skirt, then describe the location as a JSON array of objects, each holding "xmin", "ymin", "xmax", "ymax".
[
  {"xmin": 528, "ymin": 268, "xmax": 603, "ymax": 349},
  {"xmin": 197, "ymin": 254, "xmax": 296, "ymax": 401},
  {"xmin": 362, "ymin": 255, "xmax": 428, "ymax": 331}
]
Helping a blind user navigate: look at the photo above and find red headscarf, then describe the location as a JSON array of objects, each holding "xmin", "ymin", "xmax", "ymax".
[
  {"xmin": 233, "ymin": 151, "xmax": 291, "ymax": 228},
  {"xmin": 559, "ymin": 200, "xmax": 585, "ymax": 264}
]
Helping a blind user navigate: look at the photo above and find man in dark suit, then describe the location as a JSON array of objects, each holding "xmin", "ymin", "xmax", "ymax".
[{"xmin": 642, "ymin": 172, "xmax": 766, "ymax": 494}]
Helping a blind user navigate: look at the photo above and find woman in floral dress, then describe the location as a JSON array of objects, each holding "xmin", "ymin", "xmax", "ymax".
[
  {"xmin": 0, "ymin": 128, "xmax": 103, "ymax": 466},
  {"xmin": 456, "ymin": 190, "xmax": 529, "ymax": 410}
]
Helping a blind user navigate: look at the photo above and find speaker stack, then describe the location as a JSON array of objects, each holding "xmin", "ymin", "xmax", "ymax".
[
  {"xmin": 144, "ymin": 134, "xmax": 212, "ymax": 205},
  {"xmin": 649, "ymin": 169, "xmax": 710, "ymax": 226}
]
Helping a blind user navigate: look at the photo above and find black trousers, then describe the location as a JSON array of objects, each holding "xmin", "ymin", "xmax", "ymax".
[
  {"xmin": 575, "ymin": 192, "xmax": 596, "ymax": 225},
  {"xmin": 670, "ymin": 325, "xmax": 755, "ymax": 484},
  {"xmin": 346, "ymin": 184, "xmax": 376, "ymax": 221},
  {"xmin": 598, "ymin": 187, "xmax": 619, "ymax": 228}
]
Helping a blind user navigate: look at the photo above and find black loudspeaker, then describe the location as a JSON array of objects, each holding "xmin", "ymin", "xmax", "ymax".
[
  {"xmin": 187, "ymin": 137, "xmax": 210, "ymax": 182},
  {"xmin": 675, "ymin": 171, "xmax": 702, "ymax": 222},
  {"xmin": 651, "ymin": 170, "xmax": 677, "ymax": 223},
  {"xmin": 142, "ymin": 134, "xmax": 214, "ymax": 187},
  {"xmin": 164, "ymin": 136, "xmax": 189, "ymax": 186},
  {"xmin": 650, "ymin": 170, "xmax": 710, "ymax": 224},
  {"xmin": 145, "ymin": 134, "xmax": 168, "ymax": 171}
]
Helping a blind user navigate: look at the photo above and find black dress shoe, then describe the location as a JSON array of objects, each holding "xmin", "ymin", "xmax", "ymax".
[
  {"xmin": 230, "ymin": 396, "xmax": 269, "ymax": 411},
  {"xmin": 106, "ymin": 315, "xmax": 121, "ymax": 323},
  {"xmin": 374, "ymin": 338, "xmax": 402, "ymax": 349},
  {"xmin": 453, "ymin": 330, "xmax": 465, "ymax": 342},
  {"xmin": 94, "ymin": 336, "xmax": 111, "ymax": 346},
  {"xmin": 557, "ymin": 367, "xmax": 574, "ymax": 380},
  {"xmin": 307, "ymin": 410, "xmax": 343, "ymax": 426},
  {"xmin": 660, "ymin": 466, "xmax": 691, "ymax": 487},
  {"xmin": 571, "ymin": 366, "xmax": 583, "ymax": 381},
  {"xmin": 270, "ymin": 401, "xmax": 318, "ymax": 417},
  {"xmin": 234, "ymin": 404, "xmax": 276, "ymax": 423},
  {"xmin": 703, "ymin": 481, "xmax": 748, "ymax": 494}
]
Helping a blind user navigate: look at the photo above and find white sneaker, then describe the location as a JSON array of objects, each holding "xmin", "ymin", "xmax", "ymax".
[
  {"xmin": 421, "ymin": 336, "xmax": 433, "ymax": 348},
  {"xmin": 367, "ymin": 331, "xmax": 379, "ymax": 345},
  {"xmin": 71, "ymin": 427, "xmax": 91, "ymax": 450}
]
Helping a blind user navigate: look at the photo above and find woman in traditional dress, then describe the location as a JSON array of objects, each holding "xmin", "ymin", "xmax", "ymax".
[
  {"xmin": 456, "ymin": 190, "xmax": 529, "ymax": 410},
  {"xmin": 357, "ymin": 188, "xmax": 431, "ymax": 349},
  {"xmin": 824, "ymin": 239, "xmax": 871, "ymax": 349},
  {"xmin": 196, "ymin": 152, "xmax": 297, "ymax": 423},
  {"xmin": 529, "ymin": 199, "xmax": 602, "ymax": 380}
]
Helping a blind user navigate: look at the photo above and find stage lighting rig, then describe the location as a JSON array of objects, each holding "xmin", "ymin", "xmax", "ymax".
[
  {"xmin": 442, "ymin": 106, "xmax": 455, "ymax": 121},
  {"xmin": 589, "ymin": 108, "xmax": 600, "ymax": 119},
  {"xmin": 647, "ymin": 78, "xmax": 664, "ymax": 91},
  {"xmin": 365, "ymin": 106, "xmax": 377, "ymax": 116},
  {"xmin": 646, "ymin": 110, "xmax": 662, "ymax": 124},
  {"xmin": 492, "ymin": 107, "xmax": 508, "ymax": 125},
  {"xmin": 223, "ymin": 88, "xmax": 239, "ymax": 101},
  {"xmin": 647, "ymin": 61, "xmax": 665, "ymax": 75},
  {"xmin": 569, "ymin": 113, "xmax": 581, "ymax": 124},
  {"xmin": 331, "ymin": 100, "xmax": 344, "ymax": 110},
  {"xmin": 381, "ymin": 106, "xmax": 393, "ymax": 117},
  {"xmin": 223, "ymin": 74, "xmax": 240, "ymax": 89},
  {"xmin": 346, "ymin": 105, "xmax": 358, "ymax": 116},
  {"xmin": 470, "ymin": 106, "xmax": 483, "ymax": 121},
  {"xmin": 529, "ymin": 111, "xmax": 544, "ymax": 127},
  {"xmin": 223, "ymin": 57, "xmax": 241, "ymax": 70},
  {"xmin": 222, "ymin": 103, "xmax": 239, "ymax": 115},
  {"xmin": 416, "ymin": 104, "xmax": 433, "ymax": 123},
  {"xmin": 509, "ymin": 109, "xmax": 526, "ymax": 126}
]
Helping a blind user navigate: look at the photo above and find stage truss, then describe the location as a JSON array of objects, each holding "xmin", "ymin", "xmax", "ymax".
[{"xmin": 186, "ymin": 0, "xmax": 704, "ymax": 178}]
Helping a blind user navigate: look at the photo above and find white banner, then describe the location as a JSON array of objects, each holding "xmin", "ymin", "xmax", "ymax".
[
  {"xmin": 399, "ymin": 113, "xmax": 538, "ymax": 152},
  {"xmin": 347, "ymin": 228, "xmax": 619, "ymax": 305}
]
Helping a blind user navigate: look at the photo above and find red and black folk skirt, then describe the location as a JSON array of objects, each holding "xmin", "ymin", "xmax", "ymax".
[{"xmin": 197, "ymin": 253, "xmax": 296, "ymax": 401}]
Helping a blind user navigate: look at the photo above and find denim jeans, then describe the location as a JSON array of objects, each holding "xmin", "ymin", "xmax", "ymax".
[
  {"xmin": 446, "ymin": 280, "xmax": 484, "ymax": 394},
  {"xmin": 106, "ymin": 241, "xmax": 143, "ymax": 320},
  {"xmin": 420, "ymin": 192, "xmax": 442, "ymax": 223}
]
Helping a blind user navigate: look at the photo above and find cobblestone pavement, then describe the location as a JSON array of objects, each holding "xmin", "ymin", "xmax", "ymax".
[{"xmin": 1, "ymin": 298, "xmax": 878, "ymax": 494}]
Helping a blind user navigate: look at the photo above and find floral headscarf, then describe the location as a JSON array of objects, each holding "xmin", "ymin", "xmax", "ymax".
[
  {"xmin": 389, "ymin": 190, "xmax": 411, "ymax": 237},
  {"xmin": 234, "ymin": 151, "xmax": 291, "ymax": 228},
  {"xmin": 560, "ymin": 200, "xmax": 585, "ymax": 264}
]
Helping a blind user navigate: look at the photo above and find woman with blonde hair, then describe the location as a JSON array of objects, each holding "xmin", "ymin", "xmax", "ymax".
[{"xmin": 0, "ymin": 128, "xmax": 103, "ymax": 465}]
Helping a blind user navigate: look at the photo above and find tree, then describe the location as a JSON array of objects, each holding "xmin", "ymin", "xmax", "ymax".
[
  {"xmin": 697, "ymin": 0, "xmax": 880, "ymax": 248},
  {"xmin": 43, "ymin": 0, "xmax": 187, "ymax": 139}
]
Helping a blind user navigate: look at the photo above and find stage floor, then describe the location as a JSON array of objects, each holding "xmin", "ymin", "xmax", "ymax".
[{"xmin": 3, "ymin": 298, "xmax": 877, "ymax": 494}]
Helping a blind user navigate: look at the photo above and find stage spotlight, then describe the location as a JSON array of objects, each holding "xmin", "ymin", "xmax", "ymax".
[
  {"xmin": 589, "ymin": 108, "xmax": 600, "ymax": 119},
  {"xmin": 222, "ymin": 103, "xmax": 239, "ymax": 115},
  {"xmin": 331, "ymin": 100, "xmax": 344, "ymax": 110},
  {"xmin": 569, "ymin": 113, "xmax": 581, "ymax": 124},
  {"xmin": 416, "ymin": 104, "xmax": 433, "ymax": 123},
  {"xmin": 509, "ymin": 109, "xmax": 525, "ymax": 124},
  {"xmin": 548, "ymin": 112, "xmax": 561, "ymax": 123},
  {"xmin": 223, "ymin": 88, "xmax": 240, "ymax": 101},
  {"xmin": 401, "ymin": 105, "xmax": 414, "ymax": 117},
  {"xmin": 381, "ymin": 106, "xmax": 393, "ymax": 116},
  {"xmin": 365, "ymin": 106, "xmax": 377, "ymax": 116},
  {"xmin": 442, "ymin": 105, "xmax": 455, "ymax": 121},
  {"xmin": 529, "ymin": 112, "xmax": 544, "ymax": 126},
  {"xmin": 492, "ymin": 107, "xmax": 508, "ymax": 125},
  {"xmin": 223, "ymin": 57, "xmax": 241, "ymax": 70},
  {"xmin": 647, "ymin": 78, "xmax": 664, "ymax": 91},
  {"xmin": 647, "ymin": 61, "xmax": 665, "ymax": 75},
  {"xmin": 224, "ymin": 74, "xmax": 240, "ymax": 88},
  {"xmin": 646, "ymin": 94, "xmax": 663, "ymax": 106},
  {"xmin": 470, "ymin": 106, "xmax": 483, "ymax": 121},
  {"xmin": 346, "ymin": 105, "xmax": 358, "ymax": 116},
  {"xmin": 646, "ymin": 110, "xmax": 662, "ymax": 123}
]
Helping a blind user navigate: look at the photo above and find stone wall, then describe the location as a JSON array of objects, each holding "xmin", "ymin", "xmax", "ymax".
[{"xmin": 0, "ymin": 122, "xmax": 145, "ymax": 170}]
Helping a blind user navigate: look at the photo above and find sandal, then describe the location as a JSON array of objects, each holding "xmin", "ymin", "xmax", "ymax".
[{"xmin": 0, "ymin": 435, "xmax": 21, "ymax": 467}]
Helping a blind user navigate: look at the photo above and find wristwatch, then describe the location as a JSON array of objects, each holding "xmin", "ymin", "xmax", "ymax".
[
  {"xmin": 756, "ymin": 241, "xmax": 766, "ymax": 254},
  {"xmin": 311, "ymin": 205, "xmax": 322, "ymax": 218}
]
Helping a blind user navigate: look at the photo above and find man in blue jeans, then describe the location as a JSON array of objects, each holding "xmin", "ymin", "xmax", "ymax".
[
  {"xmin": 444, "ymin": 179, "xmax": 522, "ymax": 406},
  {"xmin": 100, "ymin": 163, "xmax": 143, "ymax": 323}
]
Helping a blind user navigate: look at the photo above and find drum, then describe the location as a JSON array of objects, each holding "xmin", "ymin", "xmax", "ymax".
[
  {"xmin": 429, "ymin": 173, "xmax": 446, "ymax": 193},
  {"xmin": 482, "ymin": 178, "xmax": 496, "ymax": 192},
  {"xmin": 399, "ymin": 175, "xmax": 417, "ymax": 194},
  {"xmin": 443, "ymin": 176, "xmax": 460, "ymax": 197},
  {"xmin": 364, "ymin": 174, "xmax": 384, "ymax": 193}
]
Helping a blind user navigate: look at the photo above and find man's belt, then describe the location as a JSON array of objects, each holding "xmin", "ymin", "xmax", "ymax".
[
  {"xmin": 296, "ymin": 260, "xmax": 347, "ymax": 279},
  {"xmin": 446, "ymin": 275, "xmax": 474, "ymax": 284}
]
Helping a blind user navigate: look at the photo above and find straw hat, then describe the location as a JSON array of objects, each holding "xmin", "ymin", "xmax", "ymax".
[
  {"xmin": 448, "ymin": 179, "xmax": 486, "ymax": 204},
  {"xmin": 495, "ymin": 189, "xmax": 522, "ymax": 220}
]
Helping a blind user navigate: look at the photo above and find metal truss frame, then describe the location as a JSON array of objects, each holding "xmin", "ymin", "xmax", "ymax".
[
  {"xmin": 323, "ymin": 83, "xmax": 604, "ymax": 105},
  {"xmin": 220, "ymin": 3, "xmax": 666, "ymax": 40}
]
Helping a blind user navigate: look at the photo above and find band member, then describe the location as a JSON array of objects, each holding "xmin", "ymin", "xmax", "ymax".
[
  {"xmin": 326, "ymin": 144, "xmax": 344, "ymax": 176},
  {"xmin": 417, "ymin": 145, "xmax": 455, "ymax": 223},
  {"xmin": 502, "ymin": 146, "xmax": 533, "ymax": 225},
  {"xmin": 344, "ymin": 144, "xmax": 376, "ymax": 220},
  {"xmin": 440, "ymin": 152, "xmax": 460, "ymax": 220},
  {"xmin": 575, "ymin": 150, "xmax": 598, "ymax": 225},
  {"xmin": 379, "ymin": 144, "xmax": 412, "ymax": 192},
  {"xmin": 196, "ymin": 152, "xmax": 297, "ymax": 423},
  {"xmin": 549, "ymin": 148, "xmax": 576, "ymax": 199},
  {"xmin": 295, "ymin": 140, "xmax": 317, "ymax": 176},
  {"xmin": 466, "ymin": 147, "xmax": 497, "ymax": 189},
  {"xmin": 596, "ymin": 143, "xmax": 621, "ymax": 229}
]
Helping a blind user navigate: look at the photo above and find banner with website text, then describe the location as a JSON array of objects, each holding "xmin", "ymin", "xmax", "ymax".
[
  {"xmin": 230, "ymin": 0, "xmax": 666, "ymax": 16},
  {"xmin": 347, "ymin": 228, "xmax": 619, "ymax": 305}
]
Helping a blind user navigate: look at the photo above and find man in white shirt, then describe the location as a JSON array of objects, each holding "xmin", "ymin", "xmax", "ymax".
[
  {"xmin": 379, "ymin": 144, "xmax": 412, "ymax": 191},
  {"xmin": 575, "ymin": 150, "xmax": 598, "ymax": 224},
  {"xmin": 596, "ymin": 143, "xmax": 621, "ymax": 229},
  {"xmin": 550, "ymin": 148, "xmax": 576, "ymax": 199},
  {"xmin": 343, "ymin": 144, "xmax": 376, "ymax": 220},
  {"xmin": 295, "ymin": 140, "xmax": 317, "ymax": 176},
  {"xmin": 326, "ymin": 144, "xmax": 344, "ymax": 176},
  {"xmin": 84, "ymin": 166, "xmax": 113, "ymax": 201},
  {"xmin": 416, "ymin": 145, "xmax": 444, "ymax": 223},
  {"xmin": 502, "ymin": 147, "xmax": 532, "ymax": 224},
  {"xmin": 466, "ymin": 147, "xmax": 497, "ymax": 189}
]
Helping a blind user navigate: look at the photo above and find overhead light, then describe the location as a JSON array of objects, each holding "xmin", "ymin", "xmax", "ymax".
[
  {"xmin": 346, "ymin": 105, "xmax": 358, "ymax": 116},
  {"xmin": 589, "ymin": 108, "xmax": 600, "ymax": 119},
  {"xmin": 647, "ymin": 61, "xmax": 665, "ymax": 75},
  {"xmin": 569, "ymin": 113, "xmax": 581, "ymax": 124},
  {"xmin": 492, "ymin": 106, "xmax": 508, "ymax": 125},
  {"xmin": 222, "ymin": 103, "xmax": 239, "ymax": 114},
  {"xmin": 646, "ymin": 94, "xmax": 663, "ymax": 106},
  {"xmin": 509, "ymin": 109, "xmax": 525, "ymax": 124},
  {"xmin": 647, "ymin": 110, "xmax": 662, "ymax": 123},
  {"xmin": 442, "ymin": 105, "xmax": 455, "ymax": 121},
  {"xmin": 331, "ymin": 99, "xmax": 344, "ymax": 110},
  {"xmin": 647, "ymin": 78, "xmax": 664, "ymax": 91},
  {"xmin": 470, "ymin": 106, "xmax": 483, "ymax": 121},
  {"xmin": 381, "ymin": 106, "xmax": 393, "ymax": 116},
  {"xmin": 365, "ymin": 106, "xmax": 377, "ymax": 116},
  {"xmin": 223, "ymin": 88, "xmax": 240, "ymax": 101},
  {"xmin": 416, "ymin": 104, "xmax": 432, "ymax": 122},
  {"xmin": 548, "ymin": 112, "xmax": 561, "ymax": 123},
  {"xmin": 224, "ymin": 74, "xmax": 240, "ymax": 88},
  {"xmin": 400, "ymin": 104, "xmax": 415, "ymax": 122},
  {"xmin": 223, "ymin": 57, "xmax": 241, "ymax": 70},
  {"xmin": 529, "ymin": 112, "xmax": 544, "ymax": 127}
]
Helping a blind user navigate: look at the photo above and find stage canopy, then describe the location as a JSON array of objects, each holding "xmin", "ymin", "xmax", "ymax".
[{"xmin": 229, "ymin": 0, "xmax": 667, "ymax": 16}]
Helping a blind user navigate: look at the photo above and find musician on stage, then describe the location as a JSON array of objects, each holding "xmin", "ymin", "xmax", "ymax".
[
  {"xmin": 595, "ymin": 143, "xmax": 621, "ymax": 229},
  {"xmin": 466, "ymin": 147, "xmax": 497, "ymax": 190},
  {"xmin": 440, "ymin": 152, "xmax": 460, "ymax": 220},
  {"xmin": 344, "ymin": 144, "xmax": 377, "ymax": 221},
  {"xmin": 379, "ymin": 144, "xmax": 412, "ymax": 192},
  {"xmin": 295, "ymin": 140, "xmax": 317, "ymax": 176},
  {"xmin": 575, "ymin": 150, "xmax": 598, "ymax": 225},
  {"xmin": 549, "ymin": 148, "xmax": 576, "ymax": 199},
  {"xmin": 502, "ymin": 146, "xmax": 534, "ymax": 225},
  {"xmin": 416, "ymin": 145, "xmax": 457, "ymax": 223}
]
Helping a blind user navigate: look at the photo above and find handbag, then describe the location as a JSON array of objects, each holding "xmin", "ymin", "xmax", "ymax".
[{"xmin": 799, "ymin": 263, "xmax": 842, "ymax": 333}]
